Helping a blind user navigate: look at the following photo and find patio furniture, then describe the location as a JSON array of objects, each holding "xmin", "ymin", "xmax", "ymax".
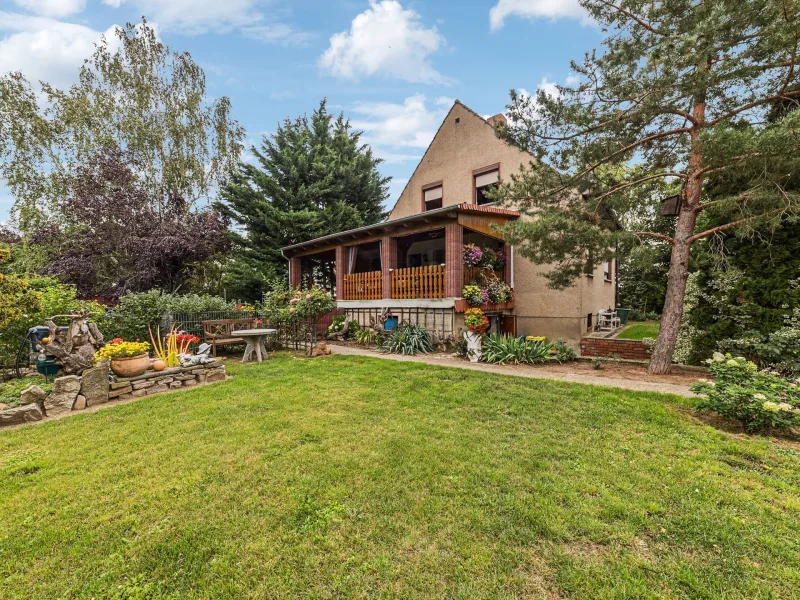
[
  {"xmin": 237, "ymin": 329, "xmax": 277, "ymax": 363},
  {"xmin": 202, "ymin": 318, "xmax": 258, "ymax": 357},
  {"xmin": 597, "ymin": 310, "xmax": 621, "ymax": 332}
]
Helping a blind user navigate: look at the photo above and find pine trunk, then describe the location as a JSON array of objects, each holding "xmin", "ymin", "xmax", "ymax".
[
  {"xmin": 648, "ymin": 98, "xmax": 705, "ymax": 374},
  {"xmin": 647, "ymin": 208, "xmax": 697, "ymax": 374}
]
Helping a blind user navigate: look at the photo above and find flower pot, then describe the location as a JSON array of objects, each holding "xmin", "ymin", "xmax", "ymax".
[
  {"xmin": 464, "ymin": 331, "xmax": 483, "ymax": 363},
  {"xmin": 151, "ymin": 359, "xmax": 166, "ymax": 372},
  {"xmin": 110, "ymin": 353, "xmax": 150, "ymax": 377}
]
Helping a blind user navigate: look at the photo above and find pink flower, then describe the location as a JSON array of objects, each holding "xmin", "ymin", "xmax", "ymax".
[
  {"xmin": 289, "ymin": 307, "xmax": 295, "ymax": 313},
  {"xmin": 305, "ymin": 294, "xmax": 311, "ymax": 300},
  {"xmin": 289, "ymin": 298, "xmax": 298, "ymax": 304}
]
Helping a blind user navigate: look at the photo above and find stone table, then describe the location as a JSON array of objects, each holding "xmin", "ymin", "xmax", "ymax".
[{"xmin": 238, "ymin": 329, "xmax": 277, "ymax": 363}]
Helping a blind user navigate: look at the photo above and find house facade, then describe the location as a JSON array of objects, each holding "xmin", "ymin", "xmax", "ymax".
[{"xmin": 280, "ymin": 101, "xmax": 616, "ymax": 345}]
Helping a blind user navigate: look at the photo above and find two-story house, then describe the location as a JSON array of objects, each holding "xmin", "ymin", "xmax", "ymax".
[{"xmin": 280, "ymin": 100, "xmax": 616, "ymax": 345}]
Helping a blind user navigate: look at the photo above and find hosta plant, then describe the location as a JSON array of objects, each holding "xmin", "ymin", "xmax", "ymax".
[
  {"xmin": 481, "ymin": 333, "xmax": 554, "ymax": 365},
  {"xmin": 691, "ymin": 353, "xmax": 800, "ymax": 432},
  {"xmin": 379, "ymin": 323, "xmax": 433, "ymax": 355}
]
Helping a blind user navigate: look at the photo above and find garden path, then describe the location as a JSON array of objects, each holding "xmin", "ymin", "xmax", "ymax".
[{"xmin": 328, "ymin": 344, "xmax": 697, "ymax": 398}]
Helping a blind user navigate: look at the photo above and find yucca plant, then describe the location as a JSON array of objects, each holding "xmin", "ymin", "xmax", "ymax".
[
  {"xmin": 481, "ymin": 333, "xmax": 554, "ymax": 365},
  {"xmin": 379, "ymin": 323, "xmax": 434, "ymax": 355},
  {"xmin": 148, "ymin": 325, "xmax": 196, "ymax": 367}
]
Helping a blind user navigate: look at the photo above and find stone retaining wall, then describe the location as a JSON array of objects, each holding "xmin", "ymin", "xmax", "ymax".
[
  {"xmin": 0, "ymin": 361, "xmax": 226, "ymax": 428},
  {"xmin": 580, "ymin": 337, "xmax": 651, "ymax": 361}
]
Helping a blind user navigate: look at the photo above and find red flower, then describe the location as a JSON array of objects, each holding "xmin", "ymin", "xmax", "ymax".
[{"xmin": 111, "ymin": 337, "xmax": 123, "ymax": 344}]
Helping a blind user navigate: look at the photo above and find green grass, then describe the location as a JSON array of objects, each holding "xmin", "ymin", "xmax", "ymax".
[
  {"xmin": 1, "ymin": 354, "xmax": 798, "ymax": 599},
  {"xmin": 618, "ymin": 321, "xmax": 662, "ymax": 340}
]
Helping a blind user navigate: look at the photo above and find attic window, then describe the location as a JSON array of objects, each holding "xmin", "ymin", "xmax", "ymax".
[
  {"xmin": 474, "ymin": 167, "xmax": 499, "ymax": 205},
  {"xmin": 423, "ymin": 184, "xmax": 443, "ymax": 211}
]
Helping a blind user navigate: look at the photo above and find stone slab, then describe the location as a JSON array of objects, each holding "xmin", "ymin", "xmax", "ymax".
[
  {"xmin": 108, "ymin": 385, "xmax": 132, "ymax": 399},
  {"xmin": 0, "ymin": 403, "xmax": 43, "ymax": 426}
]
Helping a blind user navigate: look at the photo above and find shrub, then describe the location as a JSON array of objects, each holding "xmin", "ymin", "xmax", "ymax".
[
  {"xmin": 481, "ymin": 333, "xmax": 554, "ymax": 365},
  {"xmin": 691, "ymin": 353, "xmax": 800, "ymax": 432},
  {"xmin": 345, "ymin": 320, "xmax": 361, "ymax": 340},
  {"xmin": 327, "ymin": 315, "xmax": 347, "ymax": 334},
  {"xmin": 552, "ymin": 340, "xmax": 577, "ymax": 362},
  {"xmin": 462, "ymin": 284, "xmax": 484, "ymax": 307},
  {"xmin": 717, "ymin": 307, "xmax": 800, "ymax": 377},
  {"xmin": 355, "ymin": 328, "xmax": 376, "ymax": 346},
  {"xmin": 379, "ymin": 323, "xmax": 434, "ymax": 355}
]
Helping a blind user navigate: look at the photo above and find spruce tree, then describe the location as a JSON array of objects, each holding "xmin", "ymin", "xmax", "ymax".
[
  {"xmin": 498, "ymin": 0, "xmax": 800, "ymax": 373},
  {"xmin": 217, "ymin": 100, "xmax": 389, "ymax": 302}
]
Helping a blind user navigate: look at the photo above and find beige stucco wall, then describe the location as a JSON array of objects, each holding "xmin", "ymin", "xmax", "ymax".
[
  {"xmin": 388, "ymin": 102, "xmax": 534, "ymax": 219},
  {"xmin": 389, "ymin": 100, "xmax": 616, "ymax": 345}
]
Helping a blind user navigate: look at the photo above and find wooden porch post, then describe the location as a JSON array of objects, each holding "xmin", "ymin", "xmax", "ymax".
[
  {"xmin": 335, "ymin": 246, "xmax": 346, "ymax": 300},
  {"xmin": 445, "ymin": 221, "xmax": 463, "ymax": 297},
  {"xmin": 289, "ymin": 257, "xmax": 302, "ymax": 288},
  {"xmin": 381, "ymin": 236, "xmax": 397, "ymax": 299}
]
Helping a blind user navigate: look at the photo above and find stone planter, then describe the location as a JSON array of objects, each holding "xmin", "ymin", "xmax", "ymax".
[
  {"xmin": 110, "ymin": 353, "xmax": 150, "ymax": 377},
  {"xmin": 464, "ymin": 331, "xmax": 483, "ymax": 363}
]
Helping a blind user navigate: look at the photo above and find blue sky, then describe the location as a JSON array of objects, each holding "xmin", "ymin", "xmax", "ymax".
[{"xmin": 0, "ymin": 0, "xmax": 603, "ymax": 222}]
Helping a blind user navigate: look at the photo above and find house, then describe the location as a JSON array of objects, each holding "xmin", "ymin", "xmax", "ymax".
[{"xmin": 280, "ymin": 100, "xmax": 616, "ymax": 345}]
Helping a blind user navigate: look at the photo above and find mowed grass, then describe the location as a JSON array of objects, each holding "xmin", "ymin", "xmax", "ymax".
[
  {"xmin": 1, "ymin": 355, "xmax": 799, "ymax": 599},
  {"xmin": 618, "ymin": 321, "xmax": 662, "ymax": 340}
]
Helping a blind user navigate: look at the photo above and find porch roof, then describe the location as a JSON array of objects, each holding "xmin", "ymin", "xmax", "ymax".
[{"xmin": 281, "ymin": 202, "xmax": 520, "ymax": 257}]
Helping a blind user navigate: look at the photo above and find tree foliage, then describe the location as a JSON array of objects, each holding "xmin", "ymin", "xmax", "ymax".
[
  {"xmin": 217, "ymin": 99, "xmax": 389, "ymax": 302},
  {"xmin": 33, "ymin": 147, "xmax": 230, "ymax": 296},
  {"xmin": 497, "ymin": 0, "xmax": 800, "ymax": 372},
  {"xmin": 0, "ymin": 18, "xmax": 244, "ymax": 232}
]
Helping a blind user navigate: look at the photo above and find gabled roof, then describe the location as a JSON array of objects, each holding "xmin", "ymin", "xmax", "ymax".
[
  {"xmin": 384, "ymin": 99, "xmax": 533, "ymax": 218},
  {"xmin": 280, "ymin": 202, "xmax": 519, "ymax": 256}
]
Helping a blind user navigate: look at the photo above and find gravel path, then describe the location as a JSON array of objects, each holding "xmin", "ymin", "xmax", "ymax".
[{"xmin": 328, "ymin": 344, "xmax": 696, "ymax": 398}]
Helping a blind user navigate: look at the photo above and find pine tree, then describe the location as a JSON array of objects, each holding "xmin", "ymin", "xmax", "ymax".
[
  {"xmin": 217, "ymin": 100, "xmax": 389, "ymax": 301},
  {"xmin": 498, "ymin": 0, "xmax": 800, "ymax": 373}
]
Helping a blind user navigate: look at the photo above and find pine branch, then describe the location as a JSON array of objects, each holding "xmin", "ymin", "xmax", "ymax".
[
  {"xmin": 592, "ymin": 172, "xmax": 687, "ymax": 202},
  {"xmin": 597, "ymin": 0, "xmax": 668, "ymax": 36},
  {"xmin": 689, "ymin": 207, "xmax": 789, "ymax": 242},
  {"xmin": 635, "ymin": 231, "xmax": 676, "ymax": 244},
  {"xmin": 707, "ymin": 90, "xmax": 800, "ymax": 127}
]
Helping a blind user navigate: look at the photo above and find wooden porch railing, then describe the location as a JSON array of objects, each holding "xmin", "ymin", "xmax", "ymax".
[
  {"xmin": 463, "ymin": 266, "xmax": 505, "ymax": 286},
  {"xmin": 342, "ymin": 271, "xmax": 382, "ymax": 300},
  {"xmin": 391, "ymin": 265, "xmax": 445, "ymax": 299}
]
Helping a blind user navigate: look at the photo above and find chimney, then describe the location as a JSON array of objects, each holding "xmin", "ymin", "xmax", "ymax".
[{"xmin": 486, "ymin": 113, "xmax": 507, "ymax": 128}]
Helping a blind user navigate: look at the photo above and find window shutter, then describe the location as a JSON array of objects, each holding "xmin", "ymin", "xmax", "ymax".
[
  {"xmin": 424, "ymin": 186, "xmax": 442, "ymax": 202},
  {"xmin": 475, "ymin": 170, "xmax": 499, "ymax": 188}
]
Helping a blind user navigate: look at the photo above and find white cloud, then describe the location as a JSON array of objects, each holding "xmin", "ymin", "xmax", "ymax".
[
  {"xmin": 489, "ymin": 0, "xmax": 586, "ymax": 31},
  {"xmin": 241, "ymin": 23, "xmax": 315, "ymax": 47},
  {"xmin": 0, "ymin": 12, "xmax": 118, "ymax": 89},
  {"xmin": 13, "ymin": 0, "xmax": 86, "ymax": 18},
  {"xmin": 103, "ymin": 0, "xmax": 311, "ymax": 43},
  {"xmin": 350, "ymin": 94, "xmax": 453, "ymax": 149},
  {"xmin": 320, "ymin": 0, "xmax": 451, "ymax": 84}
]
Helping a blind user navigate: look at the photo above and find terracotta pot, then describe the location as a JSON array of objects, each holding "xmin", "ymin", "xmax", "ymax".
[
  {"xmin": 110, "ymin": 353, "xmax": 150, "ymax": 377},
  {"xmin": 152, "ymin": 359, "xmax": 166, "ymax": 372}
]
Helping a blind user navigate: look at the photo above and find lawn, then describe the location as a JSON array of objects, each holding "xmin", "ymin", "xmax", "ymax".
[
  {"xmin": 1, "ymin": 355, "xmax": 798, "ymax": 599},
  {"xmin": 618, "ymin": 320, "xmax": 662, "ymax": 340}
]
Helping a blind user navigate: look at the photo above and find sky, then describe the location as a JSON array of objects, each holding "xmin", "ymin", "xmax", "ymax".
[{"xmin": 0, "ymin": 0, "xmax": 604, "ymax": 222}]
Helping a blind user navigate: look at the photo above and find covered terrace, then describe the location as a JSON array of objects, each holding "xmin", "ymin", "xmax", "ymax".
[{"xmin": 281, "ymin": 203, "xmax": 519, "ymax": 302}]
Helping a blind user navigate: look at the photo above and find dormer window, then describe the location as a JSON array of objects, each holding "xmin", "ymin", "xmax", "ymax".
[
  {"xmin": 423, "ymin": 183, "xmax": 443, "ymax": 211},
  {"xmin": 474, "ymin": 166, "xmax": 499, "ymax": 205}
]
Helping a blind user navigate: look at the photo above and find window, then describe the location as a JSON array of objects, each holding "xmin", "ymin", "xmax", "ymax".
[
  {"xmin": 603, "ymin": 260, "xmax": 612, "ymax": 282},
  {"xmin": 423, "ymin": 184, "xmax": 443, "ymax": 211},
  {"xmin": 475, "ymin": 168, "xmax": 499, "ymax": 205}
]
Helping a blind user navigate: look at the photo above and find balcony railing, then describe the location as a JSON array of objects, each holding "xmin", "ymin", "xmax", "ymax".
[
  {"xmin": 342, "ymin": 271, "xmax": 382, "ymax": 300},
  {"xmin": 391, "ymin": 265, "xmax": 445, "ymax": 299},
  {"xmin": 463, "ymin": 266, "xmax": 505, "ymax": 287}
]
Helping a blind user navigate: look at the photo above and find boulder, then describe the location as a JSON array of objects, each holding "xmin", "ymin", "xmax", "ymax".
[
  {"xmin": 0, "ymin": 403, "xmax": 43, "ymax": 427},
  {"xmin": 206, "ymin": 369, "xmax": 226, "ymax": 383},
  {"xmin": 20, "ymin": 385, "xmax": 47, "ymax": 407},
  {"xmin": 73, "ymin": 395, "xmax": 87, "ymax": 410},
  {"xmin": 44, "ymin": 375, "xmax": 81, "ymax": 417},
  {"xmin": 80, "ymin": 365, "xmax": 109, "ymax": 407},
  {"xmin": 310, "ymin": 343, "xmax": 332, "ymax": 357}
]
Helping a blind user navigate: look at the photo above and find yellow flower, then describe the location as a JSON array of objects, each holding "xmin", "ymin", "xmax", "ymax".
[{"xmin": 762, "ymin": 401, "xmax": 779, "ymax": 412}]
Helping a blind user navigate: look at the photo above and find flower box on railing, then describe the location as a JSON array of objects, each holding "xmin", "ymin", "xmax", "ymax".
[{"xmin": 454, "ymin": 299, "xmax": 514, "ymax": 313}]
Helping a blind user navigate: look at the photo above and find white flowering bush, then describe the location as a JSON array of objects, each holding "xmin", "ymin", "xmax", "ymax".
[{"xmin": 691, "ymin": 353, "xmax": 800, "ymax": 432}]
